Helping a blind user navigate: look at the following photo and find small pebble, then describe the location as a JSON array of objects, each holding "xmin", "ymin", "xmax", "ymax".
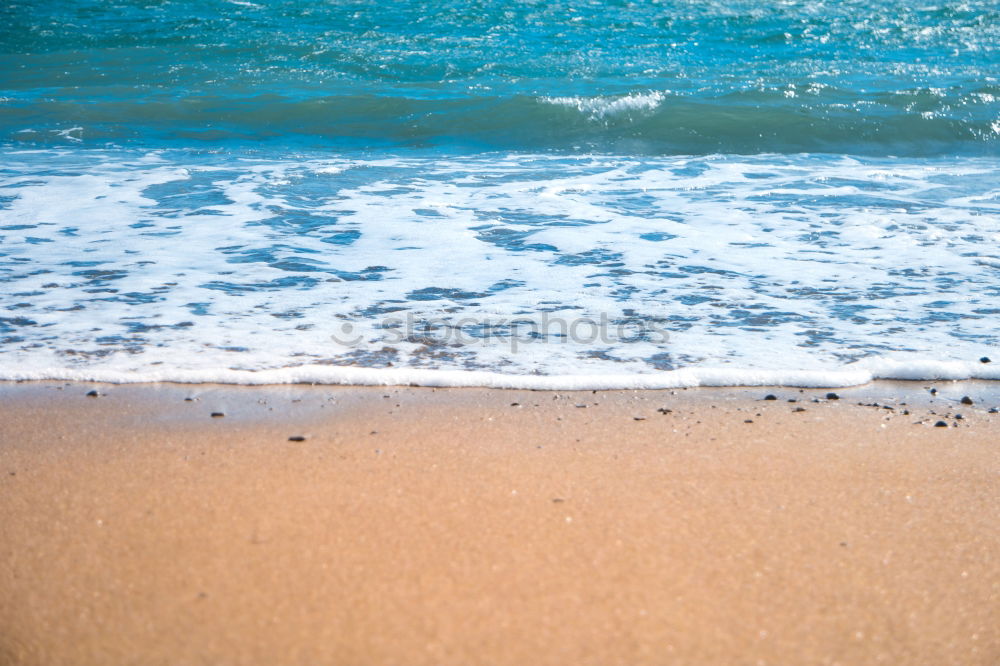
[
  {"xmin": 989, "ymin": 407, "xmax": 999, "ymax": 414},
  {"xmin": 510, "ymin": 402, "xmax": 520, "ymax": 407},
  {"xmin": 955, "ymin": 414, "xmax": 964, "ymax": 420},
  {"xmin": 210, "ymin": 412, "xmax": 225, "ymax": 418},
  {"xmin": 793, "ymin": 407, "xmax": 806, "ymax": 412},
  {"xmin": 980, "ymin": 357, "xmax": 991, "ymax": 364},
  {"xmin": 85, "ymin": 390, "xmax": 100, "ymax": 397},
  {"xmin": 934, "ymin": 420, "xmax": 948, "ymax": 427},
  {"xmin": 960, "ymin": 396, "xmax": 973, "ymax": 405},
  {"xmin": 929, "ymin": 388, "xmax": 938, "ymax": 395},
  {"xmin": 184, "ymin": 397, "xmax": 194, "ymax": 402},
  {"xmin": 764, "ymin": 394, "xmax": 777, "ymax": 401},
  {"xmin": 744, "ymin": 419, "xmax": 754, "ymax": 423},
  {"xmin": 826, "ymin": 392, "xmax": 840, "ymax": 400},
  {"xmin": 288, "ymin": 435, "xmax": 306, "ymax": 442},
  {"xmin": 633, "ymin": 416, "xmax": 646, "ymax": 421},
  {"xmin": 657, "ymin": 407, "xmax": 672, "ymax": 414}
]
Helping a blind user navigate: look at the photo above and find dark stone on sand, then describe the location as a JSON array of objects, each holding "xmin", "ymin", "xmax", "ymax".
[
  {"xmin": 184, "ymin": 397, "xmax": 194, "ymax": 402},
  {"xmin": 793, "ymin": 407, "xmax": 806, "ymax": 412},
  {"xmin": 210, "ymin": 412, "xmax": 225, "ymax": 418},
  {"xmin": 955, "ymin": 414, "xmax": 964, "ymax": 420},
  {"xmin": 85, "ymin": 390, "xmax": 100, "ymax": 397},
  {"xmin": 989, "ymin": 407, "xmax": 999, "ymax": 414},
  {"xmin": 510, "ymin": 402, "xmax": 520, "ymax": 407},
  {"xmin": 934, "ymin": 420, "xmax": 948, "ymax": 427},
  {"xmin": 961, "ymin": 396, "xmax": 973, "ymax": 405},
  {"xmin": 657, "ymin": 407, "xmax": 672, "ymax": 414},
  {"xmin": 826, "ymin": 392, "xmax": 840, "ymax": 400},
  {"xmin": 288, "ymin": 436, "xmax": 306, "ymax": 442},
  {"xmin": 633, "ymin": 416, "xmax": 646, "ymax": 421},
  {"xmin": 981, "ymin": 357, "xmax": 991, "ymax": 364},
  {"xmin": 930, "ymin": 388, "xmax": 938, "ymax": 395},
  {"xmin": 744, "ymin": 419, "xmax": 753, "ymax": 423},
  {"xmin": 764, "ymin": 394, "xmax": 777, "ymax": 401},
  {"xmin": 902, "ymin": 410, "xmax": 910, "ymax": 415}
]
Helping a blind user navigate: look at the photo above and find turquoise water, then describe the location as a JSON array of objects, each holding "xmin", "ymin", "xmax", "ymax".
[
  {"xmin": 3, "ymin": 0, "xmax": 999, "ymax": 154},
  {"xmin": 1, "ymin": 0, "xmax": 999, "ymax": 387}
]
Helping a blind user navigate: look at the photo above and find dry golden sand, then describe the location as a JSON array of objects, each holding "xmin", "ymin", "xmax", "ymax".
[{"xmin": 1, "ymin": 381, "xmax": 998, "ymax": 665}]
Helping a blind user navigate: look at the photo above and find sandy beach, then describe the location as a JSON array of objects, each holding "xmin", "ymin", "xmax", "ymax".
[{"xmin": 1, "ymin": 380, "xmax": 998, "ymax": 665}]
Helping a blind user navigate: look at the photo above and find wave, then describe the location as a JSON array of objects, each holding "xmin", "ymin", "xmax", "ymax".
[
  {"xmin": 3, "ymin": 358, "xmax": 1000, "ymax": 389},
  {"xmin": 2, "ymin": 149, "xmax": 998, "ymax": 384},
  {"xmin": 4, "ymin": 89, "xmax": 999, "ymax": 156},
  {"xmin": 539, "ymin": 91, "xmax": 668, "ymax": 119}
]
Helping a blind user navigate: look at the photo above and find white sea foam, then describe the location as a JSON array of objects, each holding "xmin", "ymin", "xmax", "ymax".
[
  {"xmin": 540, "ymin": 91, "xmax": 667, "ymax": 118},
  {"xmin": 974, "ymin": 256, "xmax": 1000, "ymax": 269},
  {"xmin": 50, "ymin": 127, "xmax": 83, "ymax": 142},
  {"xmin": 3, "ymin": 358, "xmax": 1000, "ymax": 389},
  {"xmin": 0, "ymin": 149, "xmax": 998, "ymax": 388}
]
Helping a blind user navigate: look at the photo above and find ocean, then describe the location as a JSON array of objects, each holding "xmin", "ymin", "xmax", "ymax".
[{"xmin": 1, "ymin": 0, "xmax": 999, "ymax": 388}]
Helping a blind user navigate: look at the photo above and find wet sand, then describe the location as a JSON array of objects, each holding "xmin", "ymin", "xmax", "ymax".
[{"xmin": 1, "ymin": 381, "xmax": 998, "ymax": 665}]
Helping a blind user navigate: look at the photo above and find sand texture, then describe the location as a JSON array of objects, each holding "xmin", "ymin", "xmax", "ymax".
[{"xmin": 1, "ymin": 381, "xmax": 998, "ymax": 665}]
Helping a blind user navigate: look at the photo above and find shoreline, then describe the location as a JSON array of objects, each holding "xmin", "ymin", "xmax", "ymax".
[
  {"xmin": 2, "ymin": 381, "xmax": 998, "ymax": 664},
  {"xmin": 4, "ymin": 377, "xmax": 1000, "ymax": 423},
  {"xmin": 3, "ymin": 359, "xmax": 1000, "ymax": 390}
]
